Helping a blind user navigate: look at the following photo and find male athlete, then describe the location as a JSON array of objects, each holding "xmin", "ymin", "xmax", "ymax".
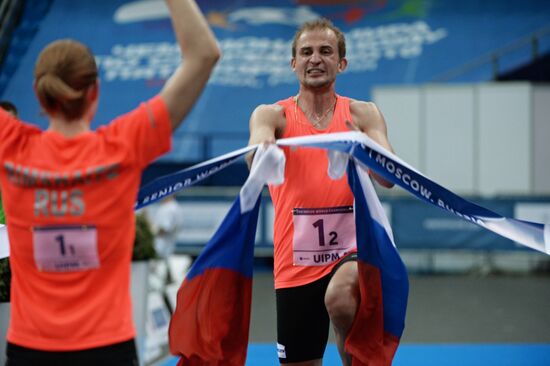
[{"xmin": 247, "ymin": 19, "xmax": 394, "ymax": 366}]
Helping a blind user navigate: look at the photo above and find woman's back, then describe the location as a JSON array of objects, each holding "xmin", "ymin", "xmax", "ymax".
[{"xmin": 0, "ymin": 95, "xmax": 172, "ymax": 349}]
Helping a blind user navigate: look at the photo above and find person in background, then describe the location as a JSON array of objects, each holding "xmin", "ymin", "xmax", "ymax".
[
  {"xmin": 146, "ymin": 194, "xmax": 186, "ymax": 301},
  {"xmin": 150, "ymin": 195, "xmax": 185, "ymax": 261},
  {"xmin": 0, "ymin": 1, "xmax": 220, "ymax": 365}
]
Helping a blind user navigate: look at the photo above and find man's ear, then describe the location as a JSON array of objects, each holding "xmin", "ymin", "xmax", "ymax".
[
  {"xmin": 290, "ymin": 58, "xmax": 296, "ymax": 71},
  {"xmin": 337, "ymin": 58, "xmax": 348, "ymax": 73}
]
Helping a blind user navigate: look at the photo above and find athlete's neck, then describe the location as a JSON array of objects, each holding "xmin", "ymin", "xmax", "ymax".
[
  {"xmin": 48, "ymin": 117, "xmax": 91, "ymax": 138},
  {"xmin": 295, "ymin": 87, "xmax": 337, "ymax": 129},
  {"xmin": 296, "ymin": 87, "xmax": 337, "ymax": 117},
  {"xmin": 45, "ymin": 85, "xmax": 98, "ymax": 138}
]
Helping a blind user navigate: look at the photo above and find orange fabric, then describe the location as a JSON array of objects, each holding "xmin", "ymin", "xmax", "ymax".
[
  {"xmin": 0, "ymin": 96, "xmax": 171, "ymax": 350},
  {"xmin": 269, "ymin": 96, "xmax": 356, "ymax": 289}
]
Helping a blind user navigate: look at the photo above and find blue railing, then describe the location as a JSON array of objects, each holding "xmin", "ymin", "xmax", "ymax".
[
  {"xmin": 162, "ymin": 131, "xmax": 250, "ymax": 163},
  {"xmin": 432, "ymin": 25, "xmax": 550, "ymax": 82}
]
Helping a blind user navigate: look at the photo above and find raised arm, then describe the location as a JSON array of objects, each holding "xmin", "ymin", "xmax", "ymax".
[
  {"xmin": 245, "ymin": 104, "xmax": 286, "ymax": 168},
  {"xmin": 161, "ymin": 0, "xmax": 221, "ymax": 131},
  {"xmin": 349, "ymin": 100, "xmax": 395, "ymax": 188}
]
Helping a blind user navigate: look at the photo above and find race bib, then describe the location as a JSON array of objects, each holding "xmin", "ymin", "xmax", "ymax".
[
  {"xmin": 32, "ymin": 225, "xmax": 100, "ymax": 272},
  {"xmin": 292, "ymin": 206, "xmax": 356, "ymax": 266}
]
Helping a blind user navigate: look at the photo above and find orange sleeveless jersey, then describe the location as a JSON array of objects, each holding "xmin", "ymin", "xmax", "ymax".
[
  {"xmin": 269, "ymin": 95, "xmax": 356, "ymax": 289},
  {"xmin": 0, "ymin": 96, "xmax": 171, "ymax": 350}
]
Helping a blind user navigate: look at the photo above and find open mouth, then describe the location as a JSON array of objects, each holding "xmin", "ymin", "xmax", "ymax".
[{"xmin": 307, "ymin": 68, "xmax": 325, "ymax": 75}]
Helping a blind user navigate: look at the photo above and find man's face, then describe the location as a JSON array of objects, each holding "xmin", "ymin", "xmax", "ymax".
[{"xmin": 291, "ymin": 28, "xmax": 347, "ymax": 89}]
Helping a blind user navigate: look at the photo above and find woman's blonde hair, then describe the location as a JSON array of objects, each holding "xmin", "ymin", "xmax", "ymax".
[{"xmin": 34, "ymin": 39, "xmax": 97, "ymax": 120}]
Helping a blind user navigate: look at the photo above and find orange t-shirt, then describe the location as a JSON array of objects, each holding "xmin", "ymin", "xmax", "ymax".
[
  {"xmin": 0, "ymin": 96, "xmax": 171, "ymax": 350},
  {"xmin": 269, "ymin": 95, "xmax": 356, "ymax": 289}
]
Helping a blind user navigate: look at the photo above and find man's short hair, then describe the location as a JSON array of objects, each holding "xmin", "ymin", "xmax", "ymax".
[
  {"xmin": 291, "ymin": 18, "xmax": 346, "ymax": 59},
  {"xmin": 0, "ymin": 101, "xmax": 18, "ymax": 117}
]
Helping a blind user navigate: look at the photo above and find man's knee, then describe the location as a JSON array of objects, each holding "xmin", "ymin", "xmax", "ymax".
[
  {"xmin": 325, "ymin": 284, "xmax": 357, "ymax": 323},
  {"xmin": 324, "ymin": 263, "xmax": 359, "ymax": 325}
]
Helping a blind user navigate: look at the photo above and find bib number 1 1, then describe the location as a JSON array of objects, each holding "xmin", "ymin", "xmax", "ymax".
[{"xmin": 33, "ymin": 225, "xmax": 99, "ymax": 272}]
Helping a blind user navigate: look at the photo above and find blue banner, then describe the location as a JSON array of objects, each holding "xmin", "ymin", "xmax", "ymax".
[{"xmin": 2, "ymin": 0, "xmax": 550, "ymax": 161}]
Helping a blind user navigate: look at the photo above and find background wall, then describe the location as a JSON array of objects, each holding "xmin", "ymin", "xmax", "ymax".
[
  {"xmin": 373, "ymin": 82, "xmax": 550, "ymax": 196},
  {"xmin": 1, "ymin": 0, "xmax": 549, "ymax": 163}
]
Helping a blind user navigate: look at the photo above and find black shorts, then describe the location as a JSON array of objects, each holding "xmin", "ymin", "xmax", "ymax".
[
  {"xmin": 5, "ymin": 339, "xmax": 138, "ymax": 366},
  {"xmin": 275, "ymin": 253, "xmax": 357, "ymax": 363}
]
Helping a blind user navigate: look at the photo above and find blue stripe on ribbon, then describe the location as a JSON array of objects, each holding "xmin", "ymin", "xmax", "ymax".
[{"xmin": 135, "ymin": 145, "xmax": 255, "ymax": 210}]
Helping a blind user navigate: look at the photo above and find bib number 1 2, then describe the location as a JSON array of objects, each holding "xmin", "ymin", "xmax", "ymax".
[{"xmin": 312, "ymin": 219, "xmax": 338, "ymax": 246}]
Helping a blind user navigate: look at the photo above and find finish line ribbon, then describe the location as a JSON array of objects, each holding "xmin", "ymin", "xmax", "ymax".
[
  {"xmin": 137, "ymin": 131, "xmax": 549, "ymax": 255},
  {"xmin": 135, "ymin": 145, "xmax": 256, "ymax": 210}
]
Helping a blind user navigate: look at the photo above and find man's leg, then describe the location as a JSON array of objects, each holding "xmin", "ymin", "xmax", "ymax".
[
  {"xmin": 276, "ymin": 276, "xmax": 331, "ymax": 366},
  {"xmin": 324, "ymin": 261, "xmax": 360, "ymax": 366}
]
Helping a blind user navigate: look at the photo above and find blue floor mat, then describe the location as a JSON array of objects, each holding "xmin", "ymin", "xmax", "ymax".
[{"xmin": 160, "ymin": 343, "xmax": 550, "ymax": 366}]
